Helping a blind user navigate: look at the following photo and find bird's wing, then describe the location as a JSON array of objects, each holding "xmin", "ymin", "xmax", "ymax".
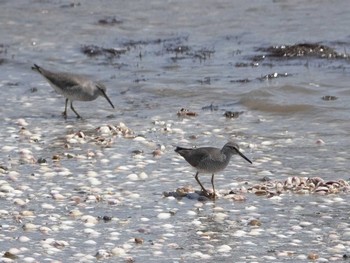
[
  {"xmin": 186, "ymin": 149, "xmax": 215, "ymax": 167},
  {"xmin": 43, "ymin": 72, "xmax": 82, "ymax": 90}
]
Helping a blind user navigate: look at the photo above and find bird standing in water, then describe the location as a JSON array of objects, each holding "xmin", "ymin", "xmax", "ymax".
[
  {"xmin": 175, "ymin": 141, "xmax": 252, "ymax": 198},
  {"xmin": 32, "ymin": 64, "xmax": 114, "ymax": 118}
]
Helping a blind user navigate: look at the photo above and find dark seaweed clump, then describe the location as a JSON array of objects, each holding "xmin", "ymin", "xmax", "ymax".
[
  {"xmin": 81, "ymin": 45, "xmax": 127, "ymax": 58},
  {"xmin": 322, "ymin": 95, "xmax": 338, "ymax": 101},
  {"xmin": 230, "ymin": 78, "xmax": 251, "ymax": 83},
  {"xmin": 258, "ymin": 72, "xmax": 290, "ymax": 80},
  {"xmin": 97, "ymin": 16, "xmax": 123, "ymax": 26},
  {"xmin": 121, "ymin": 35, "xmax": 189, "ymax": 48},
  {"xmin": 224, "ymin": 111, "xmax": 243, "ymax": 119},
  {"xmin": 165, "ymin": 45, "xmax": 191, "ymax": 53},
  {"xmin": 60, "ymin": 2, "xmax": 81, "ymax": 8},
  {"xmin": 258, "ymin": 43, "xmax": 349, "ymax": 59},
  {"xmin": 202, "ymin": 103, "xmax": 218, "ymax": 111},
  {"xmin": 165, "ymin": 43, "xmax": 215, "ymax": 62},
  {"xmin": 197, "ymin": 77, "xmax": 211, "ymax": 85},
  {"xmin": 0, "ymin": 44, "xmax": 7, "ymax": 65},
  {"xmin": 191, "ymin": 48, "xmax": 215, "ymax": 61},
  {"xmin": 230, "ymin": 72, "xmax": 290, "ymax": 83}
]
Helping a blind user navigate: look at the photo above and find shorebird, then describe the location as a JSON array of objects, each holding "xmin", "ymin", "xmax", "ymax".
[
  {"xmin": 32, "ymin": 64, "xmax": 115, "ymax": 118},
  {"xmin": 175, "ymin": 141, "xmax": 252, "ymax": 198}
]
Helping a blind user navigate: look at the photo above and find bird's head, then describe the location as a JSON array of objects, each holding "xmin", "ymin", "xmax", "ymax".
[
  {"xmin": 96, "ymin": 83, "xmax": 115, "ymax": 109},
  {"xmin": 223, "ymin": 142, "xmax": 252, "ymax": 164}
]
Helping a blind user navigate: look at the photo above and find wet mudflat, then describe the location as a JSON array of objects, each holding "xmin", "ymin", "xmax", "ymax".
[
  {"xmin": 1, "ymin": 0, "xmax": 350, "ymax": 262},
  {"xmin": 3, "ymin": 114, "xmax": 350, "ymax": 262}
]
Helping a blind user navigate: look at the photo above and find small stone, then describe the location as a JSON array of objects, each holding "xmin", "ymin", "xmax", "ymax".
[
  {"xmin": 131, "ymin": 149, "xmax": 143, "ymax": 155},
  {"xmin": 231, "ymin": 194, "xmax": 246, "ymax": 201},
  {"xmin": 134, "ymin": 237, "xmax": 144, "ymax": 244},
  {"xmin": 22, "ymin": 223, "xmax": 38, "ymax": 231},
  {"xmin": 69, "ymin": 209, "xmax": 83, "ymax": 217},
  {"xmin": 3, "ymin": 251, "xmax": 18, "ymax": 259},
  {"xmin": 13, "ymin": 198, "xmax": 27, "ymax": 206},
  {"xmin": 248, "ymin": 219, "xmax": 262, "ymax": 226},
  {"xmin": 125, "ymin": 257, "xmax": 135, "ymax": 263},
  {"xmin": 19, "ymin": 236, "xmax": 30, "ymax": 242},
  {"xmin": 16, "ymin": 118, "xmax": 29, "ymax": 127},
  {"xmin": 66, "ymin": 153, "xmax": 74, "ymax": 159},
  {"xmin": 177, "ymin": 108, "xmax": 198, "ymax": 117},
  {"xmin": 41, "ymin": 203, "xmax": 55, "ymax": 209},
  {"xmin": 52, "ymin": 193, "xmax": 65, "ymax": 200},
  {"xmin": 217, "ymin": 245, "xmax": 232, "ymax": 253},
  {"xmin": 254, "ymin": 190, "xmax": 268, "ymax": 196},
  {"xmin": 37, "ymin": 157, "xmax": 47, "ymax": 164},
  {"xmin": 98, "ymin": 126, "xmax": 111, "ymax": 135},
  {"xmin": 157, "ymin": 212, "xmax": 171, "ymax": 219},
  {"xmin": 23, "ymin": 257, "xmax": 37, "ymax": 263},
  {"xmin": 39, "ymin": 226, "xmax": 51, "ymax": 234},
  {"xmin": 102, "ymin": 215, "xmax": 112, "ymax": 222},
  {"xmin": 300, "ymin": 221, "xmax": 312, "ymax": 227},
  {"xmin": 307, "ymin": 252, "xmax": 319, "ymax": 260},
  {"xmin": 152, "ymin": 149, "xmax": 163, "ymax": 157},
  {"xmin": 21, "ymin": 210, "xmax": 34, "ymax": 217},
  {"xmin": 111, "ymin": 247, "xmax": 126, "ymax": 257},
  {"xmin": 316, "ymin": 139, "xmax": 325, "ymax": 145},
  {"xmin": 52, "ymin": 155, "xmax": 61, "ymax": 161},
  {"xmin": 138, "ymin": 172, "xmax": 148, "ymax": 180},
  {"xmin": 81, "ymin": 215, "xmax": 98, "ymax": 224},
  {"xmin": 127, "ymin": 173, "xmax": 138, "ymax": 181},
  {"xmin": 95, "ymin": 249, "xmax": 111, "ymax": 259}
]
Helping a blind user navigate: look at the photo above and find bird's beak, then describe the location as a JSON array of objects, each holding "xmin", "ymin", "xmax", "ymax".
[
  {"xmin": 238, "ymin": 150, "xmax": 252, "ymax": 164},
  {"xmin": 100, "ymin": 89, "xmax": 115, "ymax": 109}
]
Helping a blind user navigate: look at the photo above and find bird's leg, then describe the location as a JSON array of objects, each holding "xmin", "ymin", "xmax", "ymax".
[
  {"xmin": 70, "ymin": 101, "xmax": 82, "ymax": 119},
  {"xmin": 62, "ymin": 98, "xmax": 68, "ymax": 118},
  {"xmin": 194, "ymin": 172, "xmax": 209, "ymax": 195},
  {"xmin": 210, "ymin": 173, "xmax": 216, "ymax": 198}
]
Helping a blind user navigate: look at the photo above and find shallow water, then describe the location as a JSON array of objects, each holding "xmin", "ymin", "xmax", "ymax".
[{"xmin": 1, "ymin": 0, "xmax": 350, "ymax": 262}]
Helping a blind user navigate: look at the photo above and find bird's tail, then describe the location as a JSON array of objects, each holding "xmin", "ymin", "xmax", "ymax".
[{"xmin": 31, "ymin": 64, "xmax": 43, "ymax": 73}]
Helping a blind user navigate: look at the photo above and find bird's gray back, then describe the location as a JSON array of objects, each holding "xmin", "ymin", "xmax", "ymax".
[
  {"xmin": 179, "ymin": 147, "xmax": 230, "ymax": 173},
  {"xmin": 38, "ymin": 68, "xmax": 101, "ymax": 101}
]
